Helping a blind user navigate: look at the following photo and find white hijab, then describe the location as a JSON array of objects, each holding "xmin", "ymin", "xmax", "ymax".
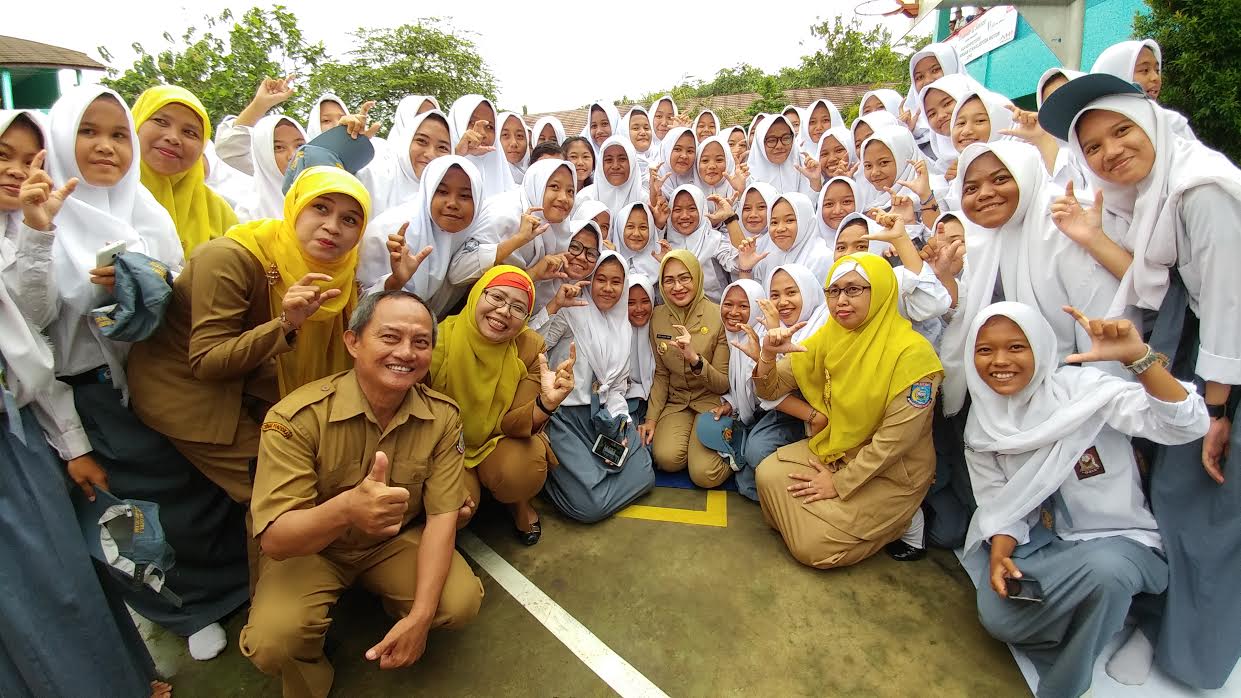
[
  {"xmin": 816, "ymin": 178, "xmax": 866, "ymax": 242},
  {"xmin": 45, "ymin": 86, "xmax": 182, "ymax": 314},
  {"xmin": 858, "ymin": 125, "xmax": 919, "ymax": 210},
  {"xmin": 659, "ymin": 127, "xmax": 699, "ymax": 196},
  {"xmin": 580, "ymin": 101, "xmax": 621, "ymax": 146},
  {"xmin": 474, "ymin": 159, "xmax": 578, "ymax": 267},
  {"xmin": 360, "ymin": 156, "xmax": 483, "ymax": 300},
  {"xmin": 359, "ymin": 110, "xmax": 451, "ymax": 217},
  {"xmin": 740, "ymin": 181, "xmax": 780, "ymax": 236},
  {"xmin": 757, "ymin": 263, "xmax": 829, "ymax": 410},
  {"xmin": 202, "ymin": 139, "xmax": 252, "ymax": 209},
  {"xmin": 721, "ymin": 278, "xmax": 766, "ymax": 424},
  {"xmin": 827, "ymin": 211, "xmax": 891, "ymax": 257},
  {"xmin": 306, "ymin": 93, "xmax": 348, "ymax": 139},
  {"xmin": 236, "ymin": 114, "xmax": 305, "ymax": 222},
  {"xmin": 694, "ymin": 134, "xmax": 737, "ymax": 202},
  {"xmin": 499, "ymin": 111, "xmax": 531, "ymax": 181},
  {"xmin": 941, "ymin": 141, "xmax": 1099, "ymax": 415},
  {"xmin": 746, "ymin": 115, "xmax": 810, "ymax": 196},
  {"xmin": 798, "ymin": 99, "xmax": 844, "ymax": 158},
  {"xmin": 919, "ymin": 74, "xmax": 978, "ymax": 165},
  {"xmin": 619, "ymin": 106, "xmax": 660, "ymax": 163},
  {"xmin": 580, "ymin": 136, "xmax": 646, "ymax": 215},
  {"xmin": 962, "ymin": 302, "xmax": 1136, "ymax": 554},
  {"xmin": 817, "ymin": 127, "xmax": 857, "ymax": 167},
  {"xmin": 1036, "ymin": 68, "xmax": 1087, "ymax": 111},
  {"xmin": 627, "ymin": 273, "xmax": 656, "ymax": 400},
  {"xmin": 860, "ymin": 89, "xmax": 904, "ymax": 117},
  {"xmin": 665, "ymin": 184, "xmax": 718, "ymax": 258},
  {"xmin": 448, "ymin": 94, "xmax": 517, "ymax": 200},
  {"xmin": 851, "ymin": 111, "xmax": 901, "ymax": 157},
  {"xmin": 1066, "ymin": 94, "xmax": 1241, "ymax": 314},
  {"xmin": 389, "ymin": 95, "xmax": 440, "ymax": 139},
  {"xmin": 1091, "ymin": 40, "xmax": 1160, "ymax": 83},
  {"xmin": 649, "ymin": 95, "xmax": 679, "ymax": 138},
  {"xmin": 754, "ymin": 192, "xmax": 831, "ymax": 283},
  {"xmin": 532, "ymin": 115, "xmax": 567, "ymax": 145},
  {"xmin": 611, "ymin": 201, "xmax": 661, "ymax": 282},
  {"xmin": 562, "ymin": 250, "xmax": 632, "ymax": 417},
  {"xmin": 949, "ymin": 90, "xmax": 1016, "ymax": 153},
  {"xmin": 0, "ymin": 110, "xmax": 56, "ymax": 406},
  {"xmin": 695, "ymin": 109, "xmax": 721, "ymax": 136},
  {"xmin": 905, "ymin": 43, "xmax": 984, "ymax": 118}
]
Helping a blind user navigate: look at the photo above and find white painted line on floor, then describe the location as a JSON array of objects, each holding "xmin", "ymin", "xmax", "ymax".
[{"xmin": 457, "ymin": 531, "xmax": 670, "ymax": 698}]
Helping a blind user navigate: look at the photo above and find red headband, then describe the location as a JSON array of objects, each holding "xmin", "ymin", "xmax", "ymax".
[{"xmin": 485, "ymin": 272, "xmax": 534, "ymax": 309}]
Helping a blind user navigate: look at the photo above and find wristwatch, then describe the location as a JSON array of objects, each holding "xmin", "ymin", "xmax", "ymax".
[
  {"xmin": 1207, "ymin": 403, "xmax": 1229, "ymax": 420},
  {"xmin": 722, "ymin": 213, "xmax": 739, "ymax": 225},
  {"xmin": 1123, "ymin": 345, "xmax": 1168, "ymax": 375},
  {"xmin": 691, "ymin": 356, "xmax": 705, "ymax": 373}
]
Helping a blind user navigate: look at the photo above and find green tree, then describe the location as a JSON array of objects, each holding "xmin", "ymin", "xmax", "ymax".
[
  {"xmin": 746, "ymin": 77, "xmax": 789, "ymax": 119},
  {"xmin": 1134, "ymin": 0, "xmax": 1241, "ymax": 161},
  {"xmin": 306, "ymin": 19, "xmax": 498, "ymax": 133},
  {"xmin": 786, "ymin": 17, "xmax": 930, "ymax": 94},
  {"xmin": 98, "ymin": 6, "xmax": 327, "ymax": 124}
]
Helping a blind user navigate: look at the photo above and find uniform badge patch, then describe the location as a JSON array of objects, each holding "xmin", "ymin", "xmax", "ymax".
[
  {"xmin": 699, "ymin": 326, "xmax": 709, "ymax": 335},
  {"xmin": 1075, "ymin": 446, "xmax": 1105, "ymax": 480},
  {"xmin": 261, "ymin": 421, "xmax": 293, "ymax": 439},
  {"xmin": 658, "ymin": 341, "xmax": 668, "ymax": 355},
  {"xmin": 907, "ymin": 381, "xmax": 933, "ymax": 408}
]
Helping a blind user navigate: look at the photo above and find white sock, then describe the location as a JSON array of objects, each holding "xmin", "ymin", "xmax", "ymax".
[
  {"xmin": 900, "ymin": 508, "xmax": 925, "ymax": 549},
  {"xmin": 1105, "ymin": 627, "xmax": 1155, "ymax": 686},
  {"xmin": 188, "ymin": 622, "xmax": 227, "ymax": 661}
]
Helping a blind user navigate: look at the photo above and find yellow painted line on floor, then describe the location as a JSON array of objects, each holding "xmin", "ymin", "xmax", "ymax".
[{"xmin": 616, "ymin": 489, "xmax": 728, "ymax": 527}]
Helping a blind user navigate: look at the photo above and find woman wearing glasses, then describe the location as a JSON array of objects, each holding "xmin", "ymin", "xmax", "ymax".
[
  {"xmin": 430, "ymin": 266, "xmax": 577, "ymax": 545},
  {"xmin": 746, "ymin": 115, "xmax": 815, "ymax": 196},
  {"xmin": 751, "ymin": 253, "xmax": 943, "ymax": 569},
  {"xmin": 639, "ymin": 250, "xmax": 733, "ymax": 489}
]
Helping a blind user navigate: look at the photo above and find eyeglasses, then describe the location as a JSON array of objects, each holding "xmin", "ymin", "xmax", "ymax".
[
  {"xmin": 826, "ymin": 285, "xmax": 871, "ymax": 299},
  {"xmin": 764, "ymin": 134, "xmax": 795, "ymax": 148},
  {"xmin": 567, "ymin": 241, "xmax": 600, "ymax": 263},
  {"xmin": 663, "ymin": 273, "xmax": 694, "ymax": 289},
  {"xmin": 481, "ymin": 288, "xmax": 530, "ymax": 319}
]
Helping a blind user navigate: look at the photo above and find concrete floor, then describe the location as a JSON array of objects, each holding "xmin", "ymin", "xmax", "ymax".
[{"xmin": 148, "ymin": 486, "xmax": 1029, "ymax": 697}]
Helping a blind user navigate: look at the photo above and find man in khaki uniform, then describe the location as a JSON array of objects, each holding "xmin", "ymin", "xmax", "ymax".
[{"xmin": 240, "ymin": 291, "xmax": 483, "ymax": 698}]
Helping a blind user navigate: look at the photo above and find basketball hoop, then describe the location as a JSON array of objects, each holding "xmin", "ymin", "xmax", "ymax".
[{"xmin": 854, "ymin": 0, "xmax": 921, "ymax": 18}]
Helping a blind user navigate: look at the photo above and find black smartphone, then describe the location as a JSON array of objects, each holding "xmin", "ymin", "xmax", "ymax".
[
  {"xmin": 1005, "ymin": 577, "xmax": 1045, "ymax": 603},
  {"xmin": 592, "ymin": 433, "xmax": 628, "ymax": 468}
]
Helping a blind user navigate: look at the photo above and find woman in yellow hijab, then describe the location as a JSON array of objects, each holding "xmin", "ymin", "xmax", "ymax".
[
  {"xmin": 430, "ymin": 266, "xmax": 577, "ymax": 545},
  {"xmin": 128, "ymin": 165, "xmax": 375, "ymax": 505},
  {"xmin": 750, "ymin": 252, "xmax": 943, "ymax": 570},
  {"xmin": 132, "ymin": 85, "xmax": 238, "ymax": 255}
]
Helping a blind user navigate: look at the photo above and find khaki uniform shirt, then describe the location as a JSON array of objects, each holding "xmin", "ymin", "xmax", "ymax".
[
  {"xmin": 129, "ymin": 237, "xmax": 289, "ymax": 444},
  {"xmin": 645, "ymin": 301, "xmax": 730, "ymax": 422},
  {"xmin": 251, "ymin": 370, "xmax": 467, "ymax": 552},
  {"xmin": 757, "ymin": 357, "xmax": 943, "ymax": 539}
]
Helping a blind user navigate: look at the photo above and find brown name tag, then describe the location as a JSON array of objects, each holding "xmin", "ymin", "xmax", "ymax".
[
  {"xmin": 1075, "ymin": 446, "xmax": 1106, "ymax": 480},
  {"xmin": 261, "ymin": 421, "xmax": 293, "ymax": 439}
]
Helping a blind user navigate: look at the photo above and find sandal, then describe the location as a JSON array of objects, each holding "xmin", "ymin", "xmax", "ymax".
[{"xmin": 514, "ymin": 517, "xmax": 542, "ymax": 546}]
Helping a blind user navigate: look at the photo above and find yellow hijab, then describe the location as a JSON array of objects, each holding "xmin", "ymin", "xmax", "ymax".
[
  {"xmin": 657, "ymin": 249, "xmax": 707, "ymax": 324},
  {"xmin": 430, "ymin": 266, "xmax": 534, "ymax": 468},
  {"xmin": 225, "ymin": 166, "xmax": 370, "ymax": 396},
  {"xmin": 132, "ymin": 85, "xmax": 238, "ymax": 255},
  {"xmin": 791, "ymin": 253, "xmax": 943, "ymax": 463}
]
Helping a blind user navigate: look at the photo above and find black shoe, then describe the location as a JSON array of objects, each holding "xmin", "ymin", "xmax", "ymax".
[
  {"xmin": 884, "ymin": 539, "xmax": 927, "ymax": 562},
  {"xmin": 514, "ymin": 517, "xmax": 542, "ymax": 546}
]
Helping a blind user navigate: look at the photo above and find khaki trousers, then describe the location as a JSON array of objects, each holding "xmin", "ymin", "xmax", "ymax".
[
  {"xmin": 756, "ymin": 453, "xmax": 896, "ymax": 570},
  {"xmin": 169, "ymin": 414, "xmax": 260, "ymax": 504},
  {"xmin": 463, "ymin": 435, "xmax": 550, "ymax": 504},
  {"xmin": 651, "ymin": 409, "xmax": 730, "ymax": 488},
  {"xmin": 239, "ymin": 527, "xmax": 483, "ymax": 698}
]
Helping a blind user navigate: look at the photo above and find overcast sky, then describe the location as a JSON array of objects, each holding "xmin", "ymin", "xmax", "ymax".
[{"xmin": 6, "ymin": 1, "xmax": 925, "ymax": 113}]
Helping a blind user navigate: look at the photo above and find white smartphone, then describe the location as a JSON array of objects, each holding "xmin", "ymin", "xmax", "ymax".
[
  {"xmin": 592, "ymin": 433, "xmax": 629, "ymax": 469},
  {"xmin": 95, "ymin": 240, "xmax": 127, "ymax": 270}
]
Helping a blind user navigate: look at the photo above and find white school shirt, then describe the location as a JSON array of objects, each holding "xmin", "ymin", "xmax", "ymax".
[{"xmin": 968, "ymin": 393, "xmax": 1204, "ymax": 551}]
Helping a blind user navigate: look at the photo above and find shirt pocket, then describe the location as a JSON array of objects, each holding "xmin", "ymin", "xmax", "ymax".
[
  {"xmin": 390, "ymin": 457, "xmax": 430, "ymax": 487},
  {"xmin": 318, "ymin": 458, "xmax": 365, "ymax": 500}
]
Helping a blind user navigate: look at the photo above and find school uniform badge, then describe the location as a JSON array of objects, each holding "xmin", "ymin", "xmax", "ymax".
[
  {"xmin": 907, "ymin": 381, "xmax": 933, "ymax": 408},
  {"xmin": 261, "ymin": 421, "xmax": 293, "ymax": 439}
]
